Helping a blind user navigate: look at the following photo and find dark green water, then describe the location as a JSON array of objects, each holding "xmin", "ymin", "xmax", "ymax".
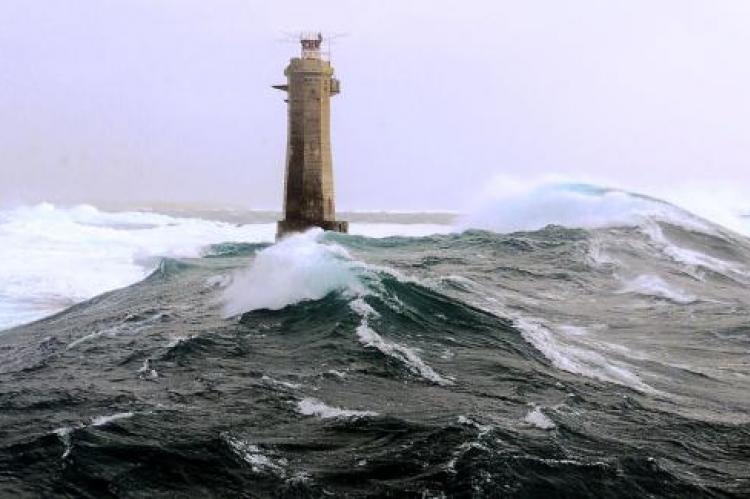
[{"xmin": 1, "ymin": 218, "xmax": 749, "ymax": 497}]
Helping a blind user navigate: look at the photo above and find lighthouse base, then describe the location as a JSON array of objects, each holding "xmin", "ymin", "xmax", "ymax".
[{"xmin": 276, "ymin": 219, "xmax": 349, "ymax": 241}]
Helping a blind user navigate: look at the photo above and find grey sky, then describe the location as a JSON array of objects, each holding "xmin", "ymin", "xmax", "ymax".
[{"xmin": 1, "ymin": 1, "xmax": 749, "ymax": 211}]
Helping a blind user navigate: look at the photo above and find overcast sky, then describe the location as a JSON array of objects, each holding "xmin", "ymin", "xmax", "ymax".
[{"xmin": 1, "ymin": 1, "xmax": 749, "ymax": 212}]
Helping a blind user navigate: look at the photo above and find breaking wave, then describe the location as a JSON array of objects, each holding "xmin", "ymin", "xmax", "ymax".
[
  {"xmin": 221, "ymin": 229, "xmax": 364, "ymax": 316},
  {"xmin": 618, "ymin": 274, "xmax": 696, "ymax": 304},
  {"xmin": 460, "ymin": 182, "xmax": 721, "ymax": 234},
  {"xmin": 0, "ymin": 203, "xmax": 274, "ymax": 330},
  {"xmin": 2, "ymin": 185, "xmax": 750, "ymax": 496},
  {"xmin": 223, "ymin": 230, "xmax": 455, "ymax": 386},
  {"xmin": 0, "ymin": 205, "xmax": 452, "ymax": 331}
]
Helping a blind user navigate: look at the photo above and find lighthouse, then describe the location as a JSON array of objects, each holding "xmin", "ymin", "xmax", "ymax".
[{"xmin": 274, "ymin": 33, "xmax": 348, "ymax": 239}]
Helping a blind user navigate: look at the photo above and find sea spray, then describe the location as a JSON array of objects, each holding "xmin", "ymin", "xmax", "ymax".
[
  {"xmin": 618, "ymin": 274, "xmax": 696, "ymax": 304},
  {"xmin": 221, "ymin": 229, "xmax": 364, "ymax": 316},
  {"xmin": 459, "ymin": 182, "xmax": 715, "ymax": 234},
  {"xmin": 0, "ymin": 203, "xmax": 275, "ymax": 330},
  {"xmin": 4, "ymin": 197, "xmax": 750, "ymax": 495},
  {"xmin": 221, "ymin": 230, "xmax": 454, "ymax": 385}
]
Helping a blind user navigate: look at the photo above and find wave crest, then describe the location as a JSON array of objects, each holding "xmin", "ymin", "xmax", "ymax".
[
  {"xmin": 459, "ymin": 183, "xmax": 715, "ymax": 234},
  {"xmin": 220, "ymin": 230, "xmax": 364, "ymax": 316}
]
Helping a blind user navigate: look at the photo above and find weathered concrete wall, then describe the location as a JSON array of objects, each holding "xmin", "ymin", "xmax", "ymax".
[{"xmin": 275, "ymin": 57, "xmax": 347, "ymax": 239}]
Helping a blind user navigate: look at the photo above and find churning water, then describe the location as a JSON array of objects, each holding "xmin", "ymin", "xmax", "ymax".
[{"xmin": 0, "ymin": 185, "xmax": 748, "ymax": 497}]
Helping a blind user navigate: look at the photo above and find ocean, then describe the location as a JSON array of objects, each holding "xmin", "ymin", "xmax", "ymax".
[{"xmin": 0, "ymin": 185, "xmax": 748, "ymax": 497}]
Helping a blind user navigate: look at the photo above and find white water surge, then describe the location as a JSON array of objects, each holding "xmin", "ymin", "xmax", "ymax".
[
  {"xmin": 619, "ymin": 274, "xmax": 696, "ymax": 304},
  {"xmin": 0, "ymin": 204, "xmax": 275, "ymax": 330},
  {"xmin": 221, "ymin": 230, "xmax": 454, "ymax": 385},
  {"xmin": 297, "ymin": 397, "xmax": 378, "ymax": 419},
  {"xmin": 459, "ymin": 183, "xmax": 716, "ymax": 234},
  {"xmin": 221, "ymin": 229, "xmax": 364, "ymax": 316},
  {"xmin": 0, "ymin": 204, "xmax": 451, "ymax": 331}
]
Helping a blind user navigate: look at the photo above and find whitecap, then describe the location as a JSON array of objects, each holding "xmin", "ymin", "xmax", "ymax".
[
  {"xmin": 53, "ymin": 426, "xmax": 76, "ymax": 459},
  {"xmin": 224, "ymin": 435, "xmax": 287, "ymax": 475},
  {"xmin": 262, "ymin": 375, "xmax": 302, "ymax": 390},
  {"xmin": 68, "ymin": 313, "xmax": 164, "ymax": 350},
  {"xmin": 456, "ymin": 416, "xmax": 492, "ymax": 434},
  {"xmin": 524, "ymin": 406, "xmax": 556, "ymax": 430},
  {"xmin": 355, "ymin": 320, "xmax": 452, "ymax": 386},
  {"xmin": 350, "ymin": 297, "xmax": 453, "ymax": 386},
  {"xmin": 514, "ymin": 318, "xmax": 653, "ymax": 393},
  {"xmin": 296, "ymin": 397, "xmax": 378, "ymax": 419},
  {"xmin": 459, "ymin": 182, "xmax": 715, "ymax": 235},
  {"xmin": 446, "ymin": 417, "xmax": 493, "ymax": 472},
  {"xmin": 220, "ymin": 229, "xmax": 364, "ymax": 316},
  {"xmin": 52, "ymin": 412, "xmax": 135, "ymax": 459},
  {"xmin": 91, "ymin": 412, "xmax": 134, "ymax": 427},
  {"xmin": 348, "ymin": 223, "xmax": 453, "ymax": 238},
  {"xmin": 619, "ymin": 274, "xmax": 696, "ymax": 304},
  {"xmin": 137, "ymin": 359, "xmax": 159, "ymax": 379},
  {"xmin": 0, "ymin": 203, "xmax": 275, "ymax": 330},
  {"xmin": 641, "ymin": 222, "xmax": 746, "ymax": 279}
]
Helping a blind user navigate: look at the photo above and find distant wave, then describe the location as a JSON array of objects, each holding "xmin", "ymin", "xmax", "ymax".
[
  {"xmin": 0, "ymin": 203, "xmax": 275, "ymax": 330},
  {"xmin": 458, "ymin": 182, "xmax": 738, "ymax": 236}
]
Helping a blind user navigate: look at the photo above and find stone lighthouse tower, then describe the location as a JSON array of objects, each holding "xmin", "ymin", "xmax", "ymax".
[{"xmin": 274, "ymin": 33, "xmax": 348, "ymax": 239}]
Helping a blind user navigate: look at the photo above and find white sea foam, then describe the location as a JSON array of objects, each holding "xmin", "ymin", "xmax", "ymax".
[
  {"xmin": 221, "ymin": 229, "xmax": 364, "ymax": 316},
  {"xmin": 459, "ymin": 183, "xmax": 714, "ymax": 234},
  {"xmin": 296, "ymin": 397, "xmax": 378, "ymax": 419},
  {"xmin": 348, "ymin": 223, "xmax": 453, "ymax": 238},
  {"xmin": 412, "ymin": 262, "xmax": 652, "ymax": 392},
  {"xmin": 66, "ymin": 312, "xmax": 164, "ymax": 349},
  {"xmin": 66, "ymin": 325, "xmax": 121, "ymax": 349},
  {"xmin": 224, "ymin": 435, "xmax": 287, "ymax": 475},
  {"xmin": 262, "ymin": 375, "xmax": 302, "ymax": 390},
  {"xmin": 456, "ymin": 416, "xmax": 492, "ymax": 434},
  {"xmin": 514, "ymin": 318, "xmax": 652, "ymax": 393},
  {"xmin": 447, "ymin": 417, "xmax": 493, "ymax": 472},
  {"xmin": 219, "ymin": 230, "xmax": 452, "ymax": 385},
  {"xmin": 53, "ymin": 426, "xmax": 75, "ymax": 459},
  {"xmin": 0, "ymin": 204, "xmax": 454, "ymax": 331},
  {"xmin": 355, "ymin": 320, "xmax": 453, "ymax": 386},
  {"xmin": 619, "ymin": 274, "xmax": 696, "ymax": 304},
  {"xmin": 91, "ymin": 412, "xmax": 134, "ymax": 427},
  {"xmin": 586, "ymin": 236, "xmax": 618, "ymax": 267},
  {"xmin": 137, "ymin": 359, "xmax": 159, "ymax": 379},
  {"xmin": 52, "ymin": 411, "xmax": 136, "ymax": 459},
  {"xmin": 348, "ymin": 295, "xmax": 380, "ymax": 318},
  {"xmin": 524, "ymin": 406, "xmax": 556, "ymax": 430},
  {"xmin": 641, "ymin": 222, "xmax": 746, "ymax": 278},
  {"xmin": 0, "ymin": 203, "xmax": 274, "ymax": 330},
  {"xmin": 350, "ymin": 297, "xmax": 453, "ymax": 386}
]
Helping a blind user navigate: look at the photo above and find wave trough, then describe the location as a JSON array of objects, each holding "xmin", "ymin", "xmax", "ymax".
[{"xmin": 1, "ymin": 187, "xmax": 749, "ymax": 497}]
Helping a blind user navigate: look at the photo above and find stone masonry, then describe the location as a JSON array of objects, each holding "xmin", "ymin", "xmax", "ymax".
[{"xmin": 274, "ymin": 34, "xmax": 348, "ymax": 239}]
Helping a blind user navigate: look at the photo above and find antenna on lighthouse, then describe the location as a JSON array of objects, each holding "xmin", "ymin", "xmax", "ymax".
[{"xmin": 323, "ymin": 32, "xmax": 349, "ymax": 61}]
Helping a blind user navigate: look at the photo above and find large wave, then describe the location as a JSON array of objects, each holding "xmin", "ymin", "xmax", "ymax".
[
  {"xmin": 220, "ymin": 229, "xmax": 364, "ymax": 316},
  {"xmin": 0, "ymin": 203, "xmax": 275, "ymax": 330},
  {"xmin": 0, "ymin": 204, "xmax": 454, "ymax": 331},
  {"xmin": 221, "ymin": 230, "xmax": 456, "ymax": 386},
  {"xmin": 458, "ymin": 182, "xmax": 720, "ymax": 234},
  {"xmin": 3, "ymin": 193, "xmax": 749, "ymax": 496}
]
